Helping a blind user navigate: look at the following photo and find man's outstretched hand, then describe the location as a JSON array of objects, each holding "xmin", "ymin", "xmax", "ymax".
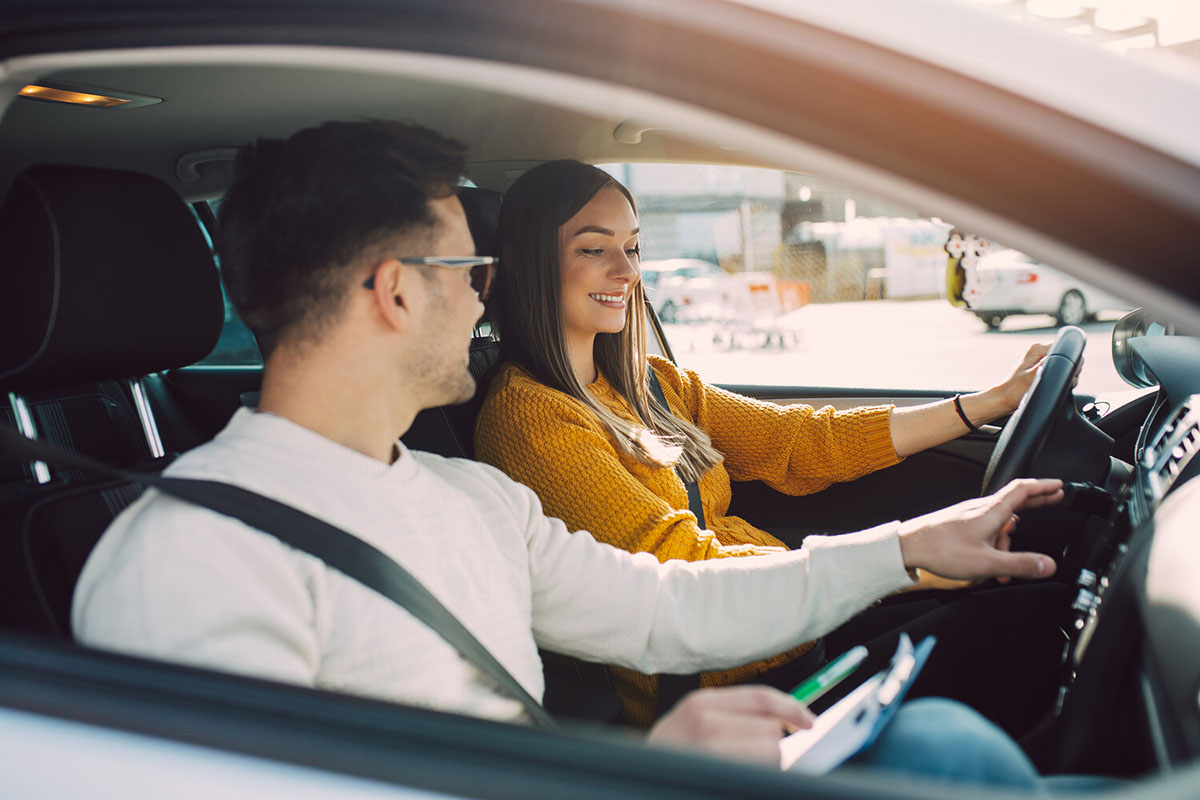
[
  {"xmin": 646, "ymin": 685, "xmax": 813, "ymax": 766},
  {"xmin": 898, "ymin": 478, "xmax": 1063, "ymax": 582},
  {"xmin": 646, "ymin": 479, "xmax": 1064, "ymax": 767}
]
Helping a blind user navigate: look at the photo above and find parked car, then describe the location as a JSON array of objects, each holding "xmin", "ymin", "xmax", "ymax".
[
  {"xmin": 1, "ymin": 1, "xmax": 1199, "ymax": 798},
  {"xmin": 640, "ymin": 258, "xmax": 733, "ymax": 322},
  {"xmin": 965, "ymin": 249, "xmax": 1134, "ymax": 329}
]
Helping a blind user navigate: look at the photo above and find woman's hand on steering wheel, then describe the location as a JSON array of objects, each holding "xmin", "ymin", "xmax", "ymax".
[
  {"xmin": 981, "ymin": 327, "xmax": 1088, "ymax": 496},
  {"xmin": 989, "ymin": 343, "xmax": 1051, "ymax": 414}
]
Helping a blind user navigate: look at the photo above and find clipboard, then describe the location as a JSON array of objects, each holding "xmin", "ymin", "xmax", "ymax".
[{"xmin": 779, "ymin": 633, "xmax": 936, "ymax": 774}]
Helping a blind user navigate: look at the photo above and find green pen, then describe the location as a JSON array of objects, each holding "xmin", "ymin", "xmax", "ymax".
[{"xmin": 789, "ymin": 645, "xmax": 869, "ymax": 705}]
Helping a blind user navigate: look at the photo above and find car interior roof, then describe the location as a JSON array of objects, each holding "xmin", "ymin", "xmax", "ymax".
[{"xmin": 0, "ymin": 55, "xmax": 788, "ymax": 200}]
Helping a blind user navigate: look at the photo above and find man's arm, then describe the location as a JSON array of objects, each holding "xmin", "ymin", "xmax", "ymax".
[
  {"xmin": 517, "ymin": 480, "xmax": 915, "ymax": 675},
  {"xmin": 519, "ymin": 472, "xmax": 1061, "ymax": 677}
]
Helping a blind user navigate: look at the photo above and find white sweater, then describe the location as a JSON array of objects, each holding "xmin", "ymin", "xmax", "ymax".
[{"xmin": 73, "ymin": 408, "xmax": 913, "ymax": 722}]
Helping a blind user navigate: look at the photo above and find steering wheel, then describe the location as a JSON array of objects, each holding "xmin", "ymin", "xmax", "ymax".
[{"xmin": 981, "ymin": 326, "xmax": 1086, "ymax": 496}]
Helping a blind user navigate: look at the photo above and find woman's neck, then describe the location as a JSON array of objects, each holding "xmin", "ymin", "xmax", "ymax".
[{"xmin": 565, "ymin": 331, "xmax": 599, "ymax": 385}]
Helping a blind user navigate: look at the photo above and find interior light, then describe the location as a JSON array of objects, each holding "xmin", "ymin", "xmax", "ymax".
[{"xmin": 20, "ymin": 84, "xmax": 132, "ymax": 107}]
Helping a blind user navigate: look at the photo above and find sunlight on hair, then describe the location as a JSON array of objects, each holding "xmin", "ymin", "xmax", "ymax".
[{"xmin": 631, "ymin": 425, "xmax": 685, "ymax": 468}]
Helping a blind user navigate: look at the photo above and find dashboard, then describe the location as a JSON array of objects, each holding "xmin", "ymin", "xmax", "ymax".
[
  {"xmin": 1137, "ymin": 347, "xmax": 1200, "ymax": 764},
  {"xmin": 1056, "ymin": 334, "xmax": 1200, "ymax": 773}
]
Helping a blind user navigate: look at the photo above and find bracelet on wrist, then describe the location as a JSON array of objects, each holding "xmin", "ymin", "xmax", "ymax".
[{"xmin": 953, "ymin": 393, "xmax": 981, "ymax": 433}]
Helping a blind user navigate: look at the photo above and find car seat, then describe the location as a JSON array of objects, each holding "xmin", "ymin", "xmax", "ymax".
[{"xmin": 0, "ymin": 164, "xmax": 224, "ymax": 639}]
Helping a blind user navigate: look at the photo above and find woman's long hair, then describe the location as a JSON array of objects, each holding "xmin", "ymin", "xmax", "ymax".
[{"xmin": 490, "ymin": 160, "xmax": 722, "ymax": 482}]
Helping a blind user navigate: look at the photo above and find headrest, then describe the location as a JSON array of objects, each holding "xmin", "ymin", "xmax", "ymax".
[
  {"xmin": 0, "ymin": 164, "xmax": 224, "ymax": 392},
  {"xmin": 457, "ymin": 186, "xmax": 502, "ymax": 257}
]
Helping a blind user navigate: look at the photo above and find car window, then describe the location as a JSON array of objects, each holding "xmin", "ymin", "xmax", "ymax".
[
  {"xmin": 188, "ymin": 199, "xmax": 264, "ymax": 368},
  {"xmin": 602, "ymin": 163, "xmax": 1135, "ymax": 395}
]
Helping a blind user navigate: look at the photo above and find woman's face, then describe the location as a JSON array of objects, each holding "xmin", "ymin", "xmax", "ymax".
[{"xmin": 557, "ymin": 186, "xmax": 640, "ymax": 346}]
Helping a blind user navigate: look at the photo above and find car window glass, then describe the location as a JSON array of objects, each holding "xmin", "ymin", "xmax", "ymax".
[
  {"xmin": 601, "ymin": 163, "xmax": 1133, "ymax": 395},
  {"xmin": 188, "ymin": 199, "xmax": 263, "ymax": 367}
]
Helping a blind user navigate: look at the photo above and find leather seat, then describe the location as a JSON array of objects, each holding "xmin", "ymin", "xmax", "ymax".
[{"xmin": 0, "ymin": 164, "xmax": 223, "ymax": 640}]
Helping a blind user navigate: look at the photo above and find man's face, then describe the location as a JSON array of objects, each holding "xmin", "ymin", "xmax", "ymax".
[{"xmin": 408, "ymin": 193, "xmax": 485, "ymax": 409}]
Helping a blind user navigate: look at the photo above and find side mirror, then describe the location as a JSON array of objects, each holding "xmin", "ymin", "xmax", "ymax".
[{"xmin": 1112, "ymin": 308, "xmax": 1175, "ymax": 388}]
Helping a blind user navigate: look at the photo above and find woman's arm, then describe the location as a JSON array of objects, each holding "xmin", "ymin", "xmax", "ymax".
[
  {"xmin": 655, "ymin": 357, "xmax": 901, "ymax": 496},
  {"xmin": 889, "ymin": 343, "xmax": 1048, "ymax": 458}
]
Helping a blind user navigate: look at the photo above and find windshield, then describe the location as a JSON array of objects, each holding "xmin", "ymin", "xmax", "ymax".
[{"xmin": 603, "ymin": 162, "xmax": 1135, "ymax": 395}]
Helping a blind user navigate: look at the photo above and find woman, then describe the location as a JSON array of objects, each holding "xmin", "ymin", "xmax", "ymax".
[{"xmin": 474, "ymin": 160, "xmax": 1050, "ymax": 728}]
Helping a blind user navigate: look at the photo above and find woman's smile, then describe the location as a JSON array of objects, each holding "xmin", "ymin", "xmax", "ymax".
[{"xmin": 589, "ymin": 291, "xmax": 627, "ymax": 308}]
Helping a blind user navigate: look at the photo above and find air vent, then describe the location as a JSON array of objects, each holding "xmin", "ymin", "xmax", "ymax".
[{"xmin": 1144, "ymin": 395, "xmax": 1200, "ymax": 502}]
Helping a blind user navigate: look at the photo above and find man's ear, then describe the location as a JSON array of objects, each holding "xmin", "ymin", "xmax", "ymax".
[{"xmin": 366, "ymin": 258, "xmax": 412, "ymax": 331}]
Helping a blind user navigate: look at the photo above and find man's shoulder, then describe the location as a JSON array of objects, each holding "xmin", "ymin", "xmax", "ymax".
[
  {"xmin": 410, "ymin": 448, "xmax": 524, "ymax": 492},
  {"xmin": 160, "ymin": 434, "xmax": 245, "ymax": 480},
  {"xmin": 104, "ymin": 426, "xmax": 293, "ymax": 542},
  {"xmin": 409, "ymin": 450, "xmax": 543, "ymax": 527},
  {"xmin": 159, "ymin": 408, "xmax": 275, "ymax": 479}
]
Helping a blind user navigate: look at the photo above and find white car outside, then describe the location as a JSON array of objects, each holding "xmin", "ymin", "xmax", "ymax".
[
  {"xmin": 964, "ymin": 249, "xmax": 1133, "ymax": 329},
  {"xmin": 640, "ymin": 259, "xmax": 735, "ymax": 322}
]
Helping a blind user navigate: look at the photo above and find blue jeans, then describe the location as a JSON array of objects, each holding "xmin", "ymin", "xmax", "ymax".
[{"xmin": 845, "ymin": 698, "xmax": 1117, "ymax": 795}]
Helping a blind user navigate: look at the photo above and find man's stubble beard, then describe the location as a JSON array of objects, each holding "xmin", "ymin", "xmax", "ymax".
[
  {"xmin": 443, "ymin": 363, "xmax": 477, "ymax": 406},
  {"xmin": 413, "ymin": 285, "xmax": 477, "ymax": 409}
]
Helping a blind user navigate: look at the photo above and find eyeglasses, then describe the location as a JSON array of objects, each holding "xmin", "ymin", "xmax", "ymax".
[{"xmin": 362, "ymin": 256, "xmax": 498, "ymax": 300}]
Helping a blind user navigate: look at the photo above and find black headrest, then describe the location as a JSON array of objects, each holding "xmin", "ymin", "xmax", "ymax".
[
  {"xmin": 457, "ymin": 186, "xmax": 502, "ymax": 257},
  {"xmin": 0, "ymin": 165, "xmax": 224, "ymax": 392}
]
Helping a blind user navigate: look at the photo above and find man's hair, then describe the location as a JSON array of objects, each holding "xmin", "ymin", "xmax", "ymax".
[
  {"xmin": 490, "ymin": 159, "xmax": 722, "ymax": 482},
  {"xmin": 216, "ymin": 120, "xmax": 467, "ymax": 356}
]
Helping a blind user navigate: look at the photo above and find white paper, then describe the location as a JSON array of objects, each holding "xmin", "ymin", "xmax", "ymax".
[{"xmin": 779, "ymin": 673, "xmax": 885, "ymax": 774}]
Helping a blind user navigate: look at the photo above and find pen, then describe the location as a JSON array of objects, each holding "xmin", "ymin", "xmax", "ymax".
[{"xmin": 790, "ymin": 645, "xmax": 868, "ymax": 705}]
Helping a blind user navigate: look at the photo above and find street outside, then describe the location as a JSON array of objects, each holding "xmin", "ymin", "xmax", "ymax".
[{"xmin": 663, "ymin": 299, "xmax": 1132, "ymax": 397}]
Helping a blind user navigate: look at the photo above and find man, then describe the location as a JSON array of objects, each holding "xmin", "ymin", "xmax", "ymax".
[{"xmin": 72, "ymin": 120, "xmax": 1060, "ymax": 769}]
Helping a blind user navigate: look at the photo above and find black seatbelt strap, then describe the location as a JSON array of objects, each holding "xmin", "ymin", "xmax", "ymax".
[
  {"xmin": 644, "ymin": 366, "xmax": 704, "ymax": 714},
  {"xmin": 0, "ymin": 426, "xmax": 556, "ymax": 728},
  {"xmin": 646, "ymin": 368, "xmax": 706, "ymax": 530}
]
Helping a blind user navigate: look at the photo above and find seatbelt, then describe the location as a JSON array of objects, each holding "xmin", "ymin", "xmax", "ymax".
[
  {"xmin": 0, "ymin": 426, "xmax": 556, "ymax": 728},
  {"xmin": 646, "ymin": 368, "xmax": 705, "ymax": 529},
  {"xmin": 645, "ymin": 367, "xmax": 704, "ymax": 714}
]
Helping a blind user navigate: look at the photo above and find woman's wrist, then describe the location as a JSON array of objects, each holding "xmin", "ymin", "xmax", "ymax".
[{"xmin": 958, "ymin": 388, "xmax": 1010, "ymax": 426}]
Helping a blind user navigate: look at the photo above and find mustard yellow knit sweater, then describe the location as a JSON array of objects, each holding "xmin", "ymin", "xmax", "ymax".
[{"xmin": 474, "ymin": 355, "xmax": 902, "ymax": 727}]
